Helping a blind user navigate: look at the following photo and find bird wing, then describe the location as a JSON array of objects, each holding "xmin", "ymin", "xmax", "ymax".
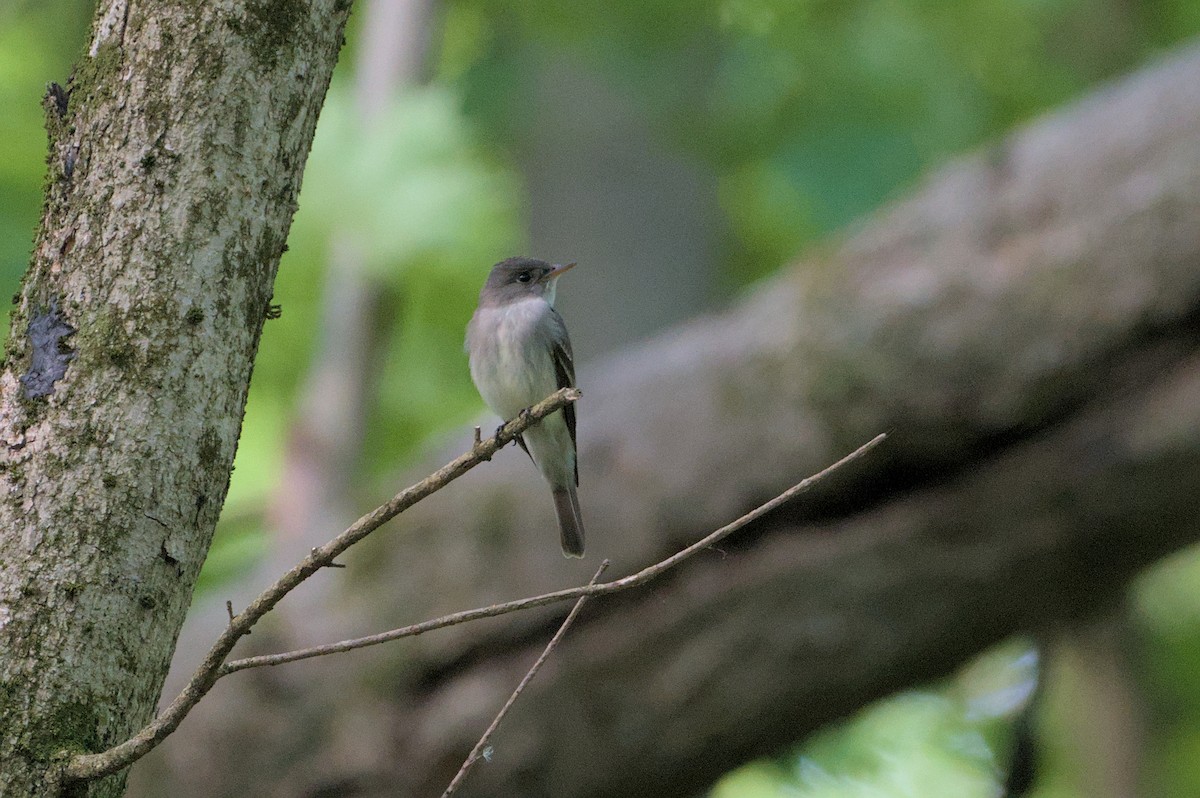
[{"xmin": 547, "ymin": 309, "xmax": 578, "ymax": 486}]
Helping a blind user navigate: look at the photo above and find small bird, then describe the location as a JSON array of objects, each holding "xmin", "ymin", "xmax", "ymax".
[{"xmin": 466, "ymin": 257, "xmax": 585, "ymax": 557}]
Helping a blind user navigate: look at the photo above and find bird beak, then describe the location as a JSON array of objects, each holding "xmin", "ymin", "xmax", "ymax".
[{"xmin": 541, "ymin": 262, "xmax": 576, "ymax": 282}]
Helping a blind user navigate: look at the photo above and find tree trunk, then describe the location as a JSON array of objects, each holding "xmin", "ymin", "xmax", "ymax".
[
  {"xmin": 129, "ymin": 42, "xmax": 1200, "ymax": 797},
  {"xmin": 0, "ymin": 2, "xmax": 350, "ymax": 796}
]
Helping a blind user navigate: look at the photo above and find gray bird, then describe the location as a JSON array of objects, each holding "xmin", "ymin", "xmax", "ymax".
[{"xmin": 466, "ymin": 257, "xmax": 584, "ymax": 557}]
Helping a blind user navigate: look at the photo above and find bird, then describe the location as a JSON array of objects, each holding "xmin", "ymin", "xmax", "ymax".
[{"xmin": 465, "ymin": 256, "xmax": 585, "ymax": 557}]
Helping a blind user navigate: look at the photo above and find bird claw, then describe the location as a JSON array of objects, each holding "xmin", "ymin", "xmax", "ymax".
[{"xmin": 487, "ymin": 409, "xmax": 532, "ymax": 454}]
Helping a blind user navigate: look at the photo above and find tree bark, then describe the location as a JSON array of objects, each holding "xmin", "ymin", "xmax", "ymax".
[
  {"xmin": 135, "ymin": 43, "xmax": 1200, "ymax": 798},
  {"xmin": 0, "ymin": 2, "xmax": 350, "ymax": 796}
]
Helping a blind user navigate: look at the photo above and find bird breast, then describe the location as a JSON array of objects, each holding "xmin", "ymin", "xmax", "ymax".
[{"xmin": 468, "ymin": 298, "xmax": 558, "ymax": 420}]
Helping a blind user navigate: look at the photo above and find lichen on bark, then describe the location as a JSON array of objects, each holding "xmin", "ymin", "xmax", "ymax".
[{"xmin": 0, "ymin": 0, "xmax": 353, "ymax": 795}]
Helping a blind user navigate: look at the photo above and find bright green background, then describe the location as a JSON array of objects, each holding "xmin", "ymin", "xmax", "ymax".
[{"xmin": 4, "ymin": 1, "xmax": 1200, "ymax": 795}]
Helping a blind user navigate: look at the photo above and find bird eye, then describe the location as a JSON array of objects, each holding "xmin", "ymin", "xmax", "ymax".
[{"xmin": 516, "ymin": 272, "xmax": 532, "ymax": 283}]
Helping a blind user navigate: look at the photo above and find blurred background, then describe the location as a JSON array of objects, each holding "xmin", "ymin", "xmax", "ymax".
[{"xmin": 5, "ymin": 0, "xmax": 1200, "ymax": 795}]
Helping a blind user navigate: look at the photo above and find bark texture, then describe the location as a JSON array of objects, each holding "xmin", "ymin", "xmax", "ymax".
[
  {"xmin": 0, "ymin": 1, "xmax": 350, "ymax": 795},
  {"xmin": 135, "ymin": 44, "xmax": 1200, "ymax": 797}
]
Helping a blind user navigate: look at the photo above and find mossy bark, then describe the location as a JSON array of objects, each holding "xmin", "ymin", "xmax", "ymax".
[{"xmin": 0, "ymin": 1, "xmax": 351, "ymax": 795}]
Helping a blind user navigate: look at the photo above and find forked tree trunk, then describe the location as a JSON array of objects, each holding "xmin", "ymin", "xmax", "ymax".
[{"xmin": 0, "ymin": 2, "xmax": 350, "ymax": 795}]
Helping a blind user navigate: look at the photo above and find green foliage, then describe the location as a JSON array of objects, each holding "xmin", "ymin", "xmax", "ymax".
[
  {"xmin": 298, "ymin": 85, "xmax": 521, "ymax": 282},
  {"xmin": 443, "ymin": 0, "xmax": 1200, "ymax": 282},
  {"xmin": 1135, "ymin": 553, "xmax": 1200, "ymax": 798},
  {"xmin": 711, "ymin": 643, "xmax": 1037, "ymax": 798},
  {"xmin": 0, "ymin": 0, "xmax": 92, "ymax": 303},
  {"xmin": 193, "ymin": 510, "xmax": 268, "ymax": 595}
]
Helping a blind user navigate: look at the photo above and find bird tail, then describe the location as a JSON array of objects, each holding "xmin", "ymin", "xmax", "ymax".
[{"xmin": 552, "ymin": 486, "xmax": 585, "ymax": 558}]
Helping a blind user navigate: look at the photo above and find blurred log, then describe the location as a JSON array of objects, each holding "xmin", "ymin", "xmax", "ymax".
[{"xmin": 130, "ymin": 42, "xmax": 1200, "ymax": 798}]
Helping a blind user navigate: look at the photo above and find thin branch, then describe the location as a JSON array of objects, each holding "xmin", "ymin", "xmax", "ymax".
[
  {"xmin": 442, "ymin": 561, "xmax": 609, "ymax": 797},
  {"xmin": 61, "ymin": 387, "xmax": 582, "ymax": 784},
  {"xmin": 222, "ymin": 432, "xmax": 888, "ymax": 674},
  {"xmin": 63, "ymin": 416, "xmax": 882, "ymax": 785}
]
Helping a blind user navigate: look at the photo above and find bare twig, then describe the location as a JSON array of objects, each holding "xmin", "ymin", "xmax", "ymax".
[
  {"xmin": 221, "ymin": 432, "xmax": 887, "ymax": 674},
  {"xmin": 61, "ymin": 387, "xmax": 581, "ymax": 784},
  {"xmin": 441, "ymin": 561, "xmax": 609, "ymax": 797}
]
